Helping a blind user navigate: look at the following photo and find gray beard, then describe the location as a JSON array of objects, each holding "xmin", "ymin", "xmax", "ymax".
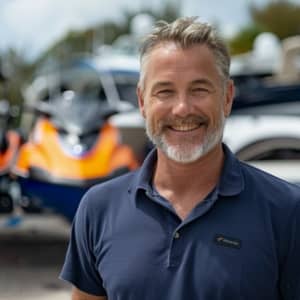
[{"xmin": 145, "ymin": 113, "xmax": 225, "ymax": 163}]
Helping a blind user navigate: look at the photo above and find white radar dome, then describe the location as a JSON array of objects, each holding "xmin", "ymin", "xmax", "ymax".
[
  {"xmin": 130, "ymin": 14, "xmax": 155, "ymax": 38},
  {"xmin": 253, "ymin": 32, "xmax": 281, "ymax": 60}
]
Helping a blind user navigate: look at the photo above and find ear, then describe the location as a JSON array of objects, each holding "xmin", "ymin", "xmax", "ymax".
[
  {"xmin": 137, "ymin": 86, "xmax": 146, "ymax": 119},
  {"xmin": 223, "ymin": 79, "xmax": 235, "ymax": 117}
]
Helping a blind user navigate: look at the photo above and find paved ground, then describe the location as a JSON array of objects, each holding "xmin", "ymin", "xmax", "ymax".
[{"xmin": 0, "ymin": 215, "xmax": 72, "ymax": 300}]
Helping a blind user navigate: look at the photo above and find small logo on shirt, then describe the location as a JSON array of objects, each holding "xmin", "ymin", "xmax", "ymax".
[{"xmin": 214, "ymin": 234, "xmax": 241, "ymax": 249}]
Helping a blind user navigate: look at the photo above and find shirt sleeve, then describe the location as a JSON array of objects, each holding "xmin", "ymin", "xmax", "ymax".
[
  {"xmin": 280, "ymin": 201, "xmax": 300, "ymax": 300},
  {"xmin": 59, "ymin": 191, "xmax": 107, "ymax": 296}
]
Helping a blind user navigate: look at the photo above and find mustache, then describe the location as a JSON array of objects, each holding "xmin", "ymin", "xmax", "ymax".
[{"xmin": 159, "ymin": 115, "xmax": 209, "ymax": 128}]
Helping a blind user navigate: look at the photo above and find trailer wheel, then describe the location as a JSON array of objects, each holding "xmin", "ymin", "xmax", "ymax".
[{"xmin": 236, "ymin": 137, "xmax": 300, "ymax": 161}]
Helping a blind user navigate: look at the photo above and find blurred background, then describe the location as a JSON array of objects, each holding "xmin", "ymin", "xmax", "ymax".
[{"xmin": 1, "ymin": 0, "xmax": 300, "ymax": 299}]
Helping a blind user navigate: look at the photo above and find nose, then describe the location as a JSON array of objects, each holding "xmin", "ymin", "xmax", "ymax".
[{"xmin": 172, "ymin": 93, "xmax": 193, "ymax": 117}]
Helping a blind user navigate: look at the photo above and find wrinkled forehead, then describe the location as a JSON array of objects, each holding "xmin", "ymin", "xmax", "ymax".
[
  {"xmin": 139, "ymin": 41, "xmax": 228, "ymax": 92},
  {"xmin": 141, "ymin": 40, "xmax": 204, "ymax": 61},
  {"xmin": 142, "ymin": 42, "xmax": 221, "ymax": 79}
]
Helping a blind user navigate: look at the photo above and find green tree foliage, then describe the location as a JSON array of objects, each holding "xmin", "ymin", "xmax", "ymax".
[
  {"xmin": 38, "ymin": 2, "xmax": 179, "ymax": 66},
  {"xmin": 229, "ymin": 0, "xmax": 300, "ymax": 55},
  {"xmin": 38, "ymin": 21, "xmax": 127, "ymax": 65},
  {"xmin": 250, "ymin": 0, "xmax": 300, "ymax": 39},
  {"xmin": 229, "ymin": 24, "xmax": 263, "ymax": 55},
  {"xmin": 156, "ymin": 1, "xmax": 180, "ymax": 22},
  {"xmin": 0, "ymin": 49, "xmax": 35, "ymax": 106}
]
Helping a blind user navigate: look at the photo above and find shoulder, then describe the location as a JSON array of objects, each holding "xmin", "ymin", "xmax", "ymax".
[
  {"xmin": 239, "ymin": 160, "xmax": 300, "ymax": 207},
  {"xmin": 240, "ymin": 160, "xmax": 300, "ymax": 191},
  {"xmin": 88, "ymin": 170, "xmax": 137, "ymax": 197},
  {"xmin": 72, "ymin": 169, "xmax": 141, "ymax": 242},
  {"xmin": 76, "ymin": 170, "xmax": 138, "ymax": 220},
  {"xmin": 83, "ymin": 170, "xmax": 137, "ymax": 205},
  {"xmin": 238, "ymin": 161, "xmax": 300, "ymax": 254}
]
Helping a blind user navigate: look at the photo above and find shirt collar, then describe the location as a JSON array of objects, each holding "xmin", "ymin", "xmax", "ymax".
[
  {"xmin": 130, "ymin": 148, "xmax": 157, "ymax": 193},
  {"xmin": 129, "ymin": 144, "xmax": 244, "ymax": 201},
  {"xmin": 218, "ymin": 144, "xmax": 245, "ymax": 196}
]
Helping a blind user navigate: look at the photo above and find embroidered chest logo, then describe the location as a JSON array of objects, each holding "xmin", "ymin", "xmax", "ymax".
[{"xmin": 214, "ymin": 234, "xmax": 241, "ymax": 249}]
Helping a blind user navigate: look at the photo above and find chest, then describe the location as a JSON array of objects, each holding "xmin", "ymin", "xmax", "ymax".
[
  {"xmin": 157, "ymin": 185, "xmax": 216, "ymax": 221},
  {"xmin": 93, "ymin": 202, "xmax": 279, "ymax": 300}
]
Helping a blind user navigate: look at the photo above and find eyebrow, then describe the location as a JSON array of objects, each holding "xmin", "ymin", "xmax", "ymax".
[
  {"xmin": 190, "ymin": 79, "xmax": 215, "ymax": 89},
  {"xmin": 150, "ymin": 78, "xmax": 216, "ymax": 93},
  {"xmin": 151, "ymin": 81, "xmax": 173, "ymax": 91}
]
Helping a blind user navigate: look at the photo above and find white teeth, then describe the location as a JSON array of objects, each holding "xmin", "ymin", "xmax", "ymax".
[{"xmin": 171, "ymin": 124, "xmax": 200, "ymax": 131}]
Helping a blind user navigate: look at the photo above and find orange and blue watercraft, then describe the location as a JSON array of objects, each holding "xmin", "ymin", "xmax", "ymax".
[
  {"xmin": 0, "ymin": 100, "xmax": 21, "ymax": 214},
  {"xmin": 12, "ymin": 91, "xmax": 139, "ymax": 221}
]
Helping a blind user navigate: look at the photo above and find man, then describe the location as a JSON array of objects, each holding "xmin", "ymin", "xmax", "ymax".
[{"xmin": 60, "ymin": 17, "xmax": 300, "ymax": 299}]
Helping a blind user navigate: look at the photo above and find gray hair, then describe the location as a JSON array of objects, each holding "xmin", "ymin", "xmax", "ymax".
[{"xmin": 138, "ymin": 17, "xmax": 231, "ymax": 91}]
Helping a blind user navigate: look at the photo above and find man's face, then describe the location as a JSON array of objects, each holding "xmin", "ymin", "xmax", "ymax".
[{"xmin": 137, "ymin": 43, "xmax": 234, "ymax": 163}]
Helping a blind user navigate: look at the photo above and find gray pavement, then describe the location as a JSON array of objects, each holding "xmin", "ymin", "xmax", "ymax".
[{"xmin": 0, "ymin": 215, "xmax": 72, "ymax": 300}]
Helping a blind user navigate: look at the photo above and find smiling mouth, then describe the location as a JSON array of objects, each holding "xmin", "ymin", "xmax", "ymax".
[
  {"xmin": 168, "ymin": 123, "xmax": 204, "ymax": 132},
  {"xmin": 162, "ymin": 116, "xmax": 208, "ymax": 133}
]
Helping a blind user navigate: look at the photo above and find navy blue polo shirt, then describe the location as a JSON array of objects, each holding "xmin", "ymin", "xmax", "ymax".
[{"xmin": 60, "ymin": 145, "xmax": 300, "ymax": 300}]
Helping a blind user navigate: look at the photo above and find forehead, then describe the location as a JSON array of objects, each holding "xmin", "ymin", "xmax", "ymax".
[{"xmin": 143, "ymin": 42, "xmax": 221, "ymax": 85}]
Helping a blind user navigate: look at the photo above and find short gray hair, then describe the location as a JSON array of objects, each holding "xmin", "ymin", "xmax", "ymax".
[{"xmin": 138, "ymin": 17, "xmax": 231, "ymax": 91}]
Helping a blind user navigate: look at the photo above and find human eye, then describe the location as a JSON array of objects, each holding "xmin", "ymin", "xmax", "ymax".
[
  {"xmin": 191, "ymin": 87, "xmax": 208, "ymax": 93},
  {"xmin": 190, "ymin": 86, "xmax": 210, "ymax": 96},
  {"xmin": 156, "ymin": 89, "xmax": 174, "ymax": 98}
]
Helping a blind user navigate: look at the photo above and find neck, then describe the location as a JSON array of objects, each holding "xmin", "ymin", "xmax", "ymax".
[{"xmin": 153, "ymin": 143, "xmax": 224, "ymax": 209}]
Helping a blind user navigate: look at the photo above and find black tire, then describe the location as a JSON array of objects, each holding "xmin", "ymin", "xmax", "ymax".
[
  {"xmin": 0, "ymin": 193, "xmax": 13, "ymax": 213},
  {"xmin": 236, "ymin": 137, "xmax": 300, "ymax": 161}
]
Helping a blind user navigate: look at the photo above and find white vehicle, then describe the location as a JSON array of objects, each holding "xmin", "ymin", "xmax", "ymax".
[
  {"xmin": 24, "ymin": 49, "xmax": 300, "ymax": 186},
  {"xmin": 224, "ymin": 114, "xmax": 300, "ymax": 185}
]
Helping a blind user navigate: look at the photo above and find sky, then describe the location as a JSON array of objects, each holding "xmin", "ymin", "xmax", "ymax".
[{"xmin": 0, "ymin": 0, "xmax": 299, "ymax": 61}]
